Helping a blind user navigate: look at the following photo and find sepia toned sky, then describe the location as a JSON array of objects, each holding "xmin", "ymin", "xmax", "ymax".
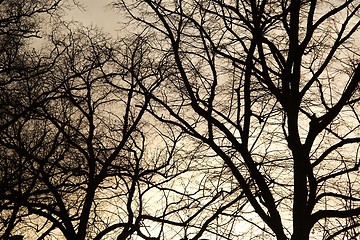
[{"xmin": 67, "ymin": 0, "xmax": 124, "ymax": 35}]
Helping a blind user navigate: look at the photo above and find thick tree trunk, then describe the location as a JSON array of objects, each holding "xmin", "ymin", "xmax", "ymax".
[{"xmin": 291, "ymin": 150, "xmax": 311, "ymax": 240}]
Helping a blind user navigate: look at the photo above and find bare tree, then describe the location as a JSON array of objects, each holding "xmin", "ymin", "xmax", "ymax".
[
  {"xmin": 0, "ymin": 25, "xmax": 202, "ymax": 239},
  {"xmin": 0, "ymin": 1, "xmax": 226, "ymax": 238},
  {"xmin": 2, "ymin": 0, "xmax": 359, "ymax": 239},
  {"xmin": 116, "ymin": 0, "xmax": 360, "ymax": 239},
  {"xmin": 0, "ymin": 0, "xmax": 66, "ymax": 131},
  {"xmin": 0, "ymin": 1, "xmax": 69, "ymax": 238}
]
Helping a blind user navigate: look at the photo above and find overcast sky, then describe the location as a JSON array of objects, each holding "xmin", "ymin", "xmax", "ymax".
[{"xmin": 67, "ymin": 0, "xmax": 124, "ymax": 35}]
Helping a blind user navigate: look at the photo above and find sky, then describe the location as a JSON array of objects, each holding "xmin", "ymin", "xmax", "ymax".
[{"xmin": 66, "ymin": 0, "xmax": 124, "ymax": 36}]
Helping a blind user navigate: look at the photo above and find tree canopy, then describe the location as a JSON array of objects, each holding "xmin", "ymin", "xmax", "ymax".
[{"xmin": 1, "ymin": 0, "xmax": 360, "ymax": 239}]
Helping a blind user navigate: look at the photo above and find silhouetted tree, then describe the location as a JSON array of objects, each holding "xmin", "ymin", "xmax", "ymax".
[
  {"xmin": 0, "ymin": 0, "xmax": 67, "ymax": 238},
  {"xmin": 0, "ymin": 1, "xmax": 217, "ymax": 238},
  {"xmin": 0, "ymin": 0, "xmax": 65, "ymax": 131},
  {"xmin": 117, "ymin": 0, "xmax": 360, "ymax": 239},
  {"xmin": 9, "ymin": 235, "xmax": 24, "ymax": 240},
  {"xmin": 2, "ymin": 0, "xmax": 359, "ymax": 239},
  {"xmin": 0, "ymin": 24, "xmax": 203, "ymax": 239}
]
